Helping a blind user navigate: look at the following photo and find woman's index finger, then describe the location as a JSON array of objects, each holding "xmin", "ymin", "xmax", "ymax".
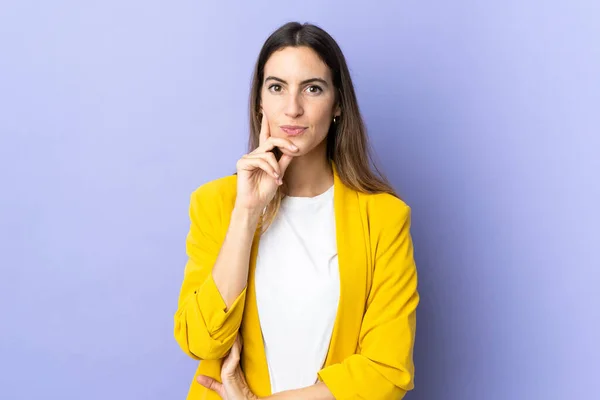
[{"xmin": 259, "ymin": 112, "xmax": 270, "ymax": 145}]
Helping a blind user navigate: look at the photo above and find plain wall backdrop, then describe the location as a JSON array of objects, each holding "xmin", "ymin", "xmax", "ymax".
[{"xmin": 1, "ymin": 1, "xmax": 598, "ymax": 399}]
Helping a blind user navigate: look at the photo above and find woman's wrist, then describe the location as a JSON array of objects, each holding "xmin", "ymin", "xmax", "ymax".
[{"xmin": 231, "ymin": 205, "xmax": 262, "ymax": 229}]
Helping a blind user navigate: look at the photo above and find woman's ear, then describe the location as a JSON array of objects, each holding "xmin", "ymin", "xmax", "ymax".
[
  {"xmin": 333, "ymin": 95, "xmax": 341, "ymax": 117},
  {"xmin": 334, "ymin": 104, "xmax": 341, "ymax": 118}
]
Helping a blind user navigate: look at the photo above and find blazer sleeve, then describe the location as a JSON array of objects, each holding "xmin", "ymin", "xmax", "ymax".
[
  {"xmin": 318, "ymin": 203, "xmax": 419, "ymax": 399},
  {"xmin": 173, "ymin": 185, "xmax": 247, "ymax": 360}
]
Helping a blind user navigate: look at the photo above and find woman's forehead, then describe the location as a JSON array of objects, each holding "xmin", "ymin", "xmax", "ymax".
[{"xmin": 263, "ymin": 46, "xmax": 332, "ymax": 82}]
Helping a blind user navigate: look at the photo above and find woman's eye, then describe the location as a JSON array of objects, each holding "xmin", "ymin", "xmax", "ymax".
[
  {"xmin": 268, "ymin": 84, "xmax": 282, "ymax": 92},
  {"xmin": 306, "ymin": 85, "xmax": 323, "ymax": 94}
]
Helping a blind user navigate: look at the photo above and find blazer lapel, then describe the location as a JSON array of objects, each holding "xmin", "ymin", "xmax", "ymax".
[
  {"xmin": 241, "ymin": 229, "xmax": 272, "ymax": 396},
  {"xmin": 324, "ymin": 164, "xmax": 369, "ymax": 365}
]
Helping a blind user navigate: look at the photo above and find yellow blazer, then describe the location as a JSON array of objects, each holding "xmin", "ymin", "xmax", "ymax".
[{"xmin": 174, "ymin": 166, "xmax": 419, "ymax": 399}]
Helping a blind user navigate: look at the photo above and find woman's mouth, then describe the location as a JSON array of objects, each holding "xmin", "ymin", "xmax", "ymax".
[{"xmin": 280, "ymin": 126, "xmax": 307, "ymax": 136}]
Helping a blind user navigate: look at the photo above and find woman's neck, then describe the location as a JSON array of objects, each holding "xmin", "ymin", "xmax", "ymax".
[{"xmin": 284, "ymin": 145, "xmax": 333, "ymax": 198}]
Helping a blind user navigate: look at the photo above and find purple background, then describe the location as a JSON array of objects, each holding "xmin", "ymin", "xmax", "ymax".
[{"xmin": 1, "ymin": 1, "xmax": 598, "ymax": 399}]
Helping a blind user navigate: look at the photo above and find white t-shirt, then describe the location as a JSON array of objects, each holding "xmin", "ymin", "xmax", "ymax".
[{"xmin": 255, "ymin": 185, "xmax": 340, "ymax": 393}]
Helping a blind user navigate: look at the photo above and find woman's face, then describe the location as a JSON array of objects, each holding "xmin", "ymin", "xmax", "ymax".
[{"xmin": 260, "ymin": 46, "xmax": 340, "ymax": 155}]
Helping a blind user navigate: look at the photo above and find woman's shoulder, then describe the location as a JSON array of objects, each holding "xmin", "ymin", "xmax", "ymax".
[
  {"xmin": 357, "ymin": 190, "xmax": 412, "ymax": 226},
  {"xmin": 190, "ymin": 174, "xmax": 238, "ymax": 209}
]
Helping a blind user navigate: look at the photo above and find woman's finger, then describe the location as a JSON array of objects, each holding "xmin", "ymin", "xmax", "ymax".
[
  {"xmin": 196, "ymin": 375, "xmax": 226, "ymax": 398},
  {"xmin": 254, "ymin": 137, "xmax": 299, "ymax": 155},
  {"xmin": 221, "ymin": 336, "xmax": 242, "ymax": 379},
  {"xmin": 231, "ymin": 335, "xmax": 242, "ymax": 356},
  {"xmin": 225, "ymin": 340, "xmax": 241, "ymax": 365},
  {"xmin": 278, "ymin": 154, "xmax": 294, "ymax": 177},
  {"xmin": 236, "ymin": 157, "xmax": 280, "ymax": 181},
  {"xmin": 243, "ymin": 152, "xmax": 281, "ymax": 177},
  {"xmin": 258, "ymin": 112, "xmax": 270, "ymax": 146},
  {"xmin": 225, "ymin": 334, "xmax": 242, "ymax": 367}
]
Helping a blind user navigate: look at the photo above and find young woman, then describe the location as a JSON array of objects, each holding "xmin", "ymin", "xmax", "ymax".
[{"xmin": 174, "ymin": 22, "xmax": 419, "ymax": 400}]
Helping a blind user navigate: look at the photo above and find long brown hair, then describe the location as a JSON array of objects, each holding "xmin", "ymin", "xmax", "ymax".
[{"xmin": 248, "ymin": 22, "xmax": 398, "ymax": 232}]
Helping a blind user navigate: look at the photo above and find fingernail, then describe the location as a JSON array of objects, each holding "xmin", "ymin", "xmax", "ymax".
[
  {"xmin": 290, "ymin": 145, "xmax": 298, "ymax": 151},
  {"xmin": 274, "ymin": 172, "xmax": 279, "ymax": 178},
  {"xmin": 278, "ymin": 179, "xmax": 283, "ymax": 185}
]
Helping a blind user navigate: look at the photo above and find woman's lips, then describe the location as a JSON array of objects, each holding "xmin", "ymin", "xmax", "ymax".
[{"xmin": 280, "ymin": 126, "xmax": 307, "ymax": 136}]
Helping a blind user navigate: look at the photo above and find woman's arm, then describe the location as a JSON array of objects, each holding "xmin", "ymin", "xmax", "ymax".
[
  {"xmin": 197, "ymin": 336, "xmax": 335, "ymax": 400},
  {"xmin": 174, "ymin": 182, "xmax": 259, "ymax": 361},
  {"xmin": 263, "ymin": 382, "xmax": 334, "ymax": 400},
  {"xmin": 212, "ymin": 205, "xmax": 261, "ymax": 308},
  {"xmin": 175, "ymin": 114, "xmax": 297, "ymax": 362}
]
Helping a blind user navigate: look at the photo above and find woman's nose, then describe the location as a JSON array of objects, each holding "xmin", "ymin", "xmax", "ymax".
[{"xmin": 284, "ymin": 94, "xmax": 304, "ymax": 118}]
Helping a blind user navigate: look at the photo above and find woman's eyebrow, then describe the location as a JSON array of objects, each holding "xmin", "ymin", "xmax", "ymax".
[{"xmin": 264, "ymin": 76, "xmax": 329, "ymax": 87}]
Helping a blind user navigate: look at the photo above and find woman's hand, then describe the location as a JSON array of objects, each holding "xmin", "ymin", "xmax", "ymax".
[
  {"xmin": 197, "ymin": 334, "xmax": 259, "ymax": 400},
  {"xmin": 235, "ymin": 113, "xmax": 298, "ymax": 212}
]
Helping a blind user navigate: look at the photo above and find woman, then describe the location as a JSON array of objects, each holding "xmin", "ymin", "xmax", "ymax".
[{"xmin": 174, "ymin": 22, "xmax": 419, "ymax": 399}]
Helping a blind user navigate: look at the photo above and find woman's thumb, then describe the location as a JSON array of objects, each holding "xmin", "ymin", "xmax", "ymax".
[{"xmin": 278, "ymin": 154, "xmax": 294, "ymax": 176}]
